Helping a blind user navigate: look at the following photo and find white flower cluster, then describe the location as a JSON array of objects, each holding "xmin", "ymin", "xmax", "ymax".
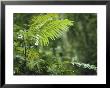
[
  {"xmin": 18, "ymin": 34, "xmax": 23, "ymax": 39},
  {"xmin": 72, "ymin": 62, "xmax": 97, "ymax": 71},
  {"xmin": 34, "ymin": 34, "xmax": 40, "ymax": 46},
  {"xmin": 17, "ymin": 30, "xmax": 24, "ymax": 39},
  {"xmin": 35, "ymin": 42, "xmax": 38, "ymax": 46}
]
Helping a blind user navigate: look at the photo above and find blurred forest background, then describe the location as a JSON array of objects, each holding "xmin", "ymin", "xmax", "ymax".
[{"xmin": 13, "ymin": 13, "xmax": 97, "ymax": 75}]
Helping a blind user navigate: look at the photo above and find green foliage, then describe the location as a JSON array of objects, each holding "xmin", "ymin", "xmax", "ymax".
[
  {"xmin": 28, "ymin": 14, "xmax": 73, "ymax": 46},
  {"xmin": 13, "ymin": 13, "xmax": 97, "ymax": 75},
  {"xmin": 27, "ymin": 48, "xmax": 39, "ymax": 60}
]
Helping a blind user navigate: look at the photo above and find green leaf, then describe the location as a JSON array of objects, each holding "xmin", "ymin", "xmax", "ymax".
[{"xmin": 28, "ymin": 14, "xmax": 74, "ymax": 46}]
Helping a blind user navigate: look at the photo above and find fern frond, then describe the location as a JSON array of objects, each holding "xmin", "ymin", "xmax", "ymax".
[
  {"xmin": 27, "ymin": 49, "xmax": 39, "ymax": 60},
  {"xmin": 39, "ymin": 19, "xmax": 73, "ymax": 46},
  {"xmin": 29, "ymin": 13, "xmax": 59, "ymax": 33},
  {"xmin": 28, "ymin": 13, "xmax": 74, "ymax": 46}
]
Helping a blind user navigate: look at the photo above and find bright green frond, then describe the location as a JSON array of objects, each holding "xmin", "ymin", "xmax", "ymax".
[{"xmin": 28, "ymin": 14, "xmax": 74, "ymax": 46}]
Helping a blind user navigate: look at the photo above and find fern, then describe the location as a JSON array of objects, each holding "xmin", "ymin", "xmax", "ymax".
[
  {"xmin": 14, "ymin": 13, "xmax": 74, "ymax": 74},
  {"xmin": 28, "ymin": 13, "xmax": 74, "ymax": 46},
  {"xmin": 27, "ymin": 48, "xmax": 39, "ymax": 60}
]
